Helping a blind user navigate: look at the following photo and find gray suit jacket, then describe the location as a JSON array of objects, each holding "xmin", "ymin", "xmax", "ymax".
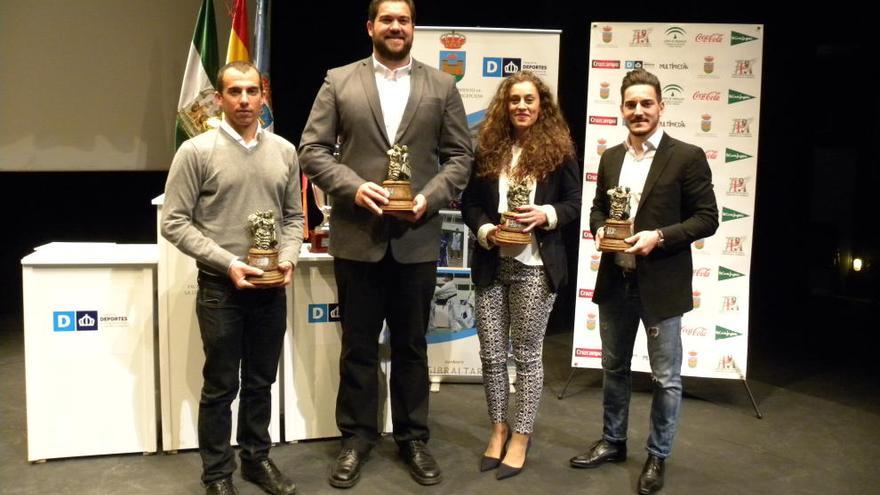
[{"xmin": 300, "ymin": 57, "xmax": 474, "ymax": 263}]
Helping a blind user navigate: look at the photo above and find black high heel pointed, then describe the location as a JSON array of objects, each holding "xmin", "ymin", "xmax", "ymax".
[
  {"xmin": 496, "ymin": 437, "xmax": 531, "ymax": 480},
  {"xmin": 480, "ymin": 429, "xmax": 512, "ymax": 472}
]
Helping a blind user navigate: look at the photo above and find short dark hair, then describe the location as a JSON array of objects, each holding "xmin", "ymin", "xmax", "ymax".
[
  {"xmin": 368, "ymin": 0, "xmax": 415, "ymax": 22},
  {"xmin": 620, "ymin": 68, "xmax": 662, "ymax": 102},
  {"xmin": 216, "ymin": 61, "xmax": 262, "ymax": 92}
]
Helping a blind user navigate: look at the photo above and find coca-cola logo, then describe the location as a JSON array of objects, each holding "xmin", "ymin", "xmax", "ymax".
[
  {"xmin": 693, "ymin": 267, "xmax": 711, "ymax": 277},
  {"xmin": 592, "ymin": 60, "xmax": 621, "ymax": 69},
  {"xmin": 705, "ymin": 150, "xmax": 719, "ymax": 160},
  {"xmin": 693, "ymin": 90, "xmax": 721, "ymax": 101},
  {"xmin": 578, "ymin": 288, "xmax": 595, "ymax": 298},
  {"xmin": 681, "ymin": 326, "xmax": 708, "ymax": 337},
  {"xmin": 589, "ymin": 116, "xmax": 618, "ymax": 126},
  {"xmin": 695, "ymin": 33, "xmax": 724, "ymax": 43},
  {"xmin": 575, "ymin": 348, "xmax": 602, "ymax": 358}
]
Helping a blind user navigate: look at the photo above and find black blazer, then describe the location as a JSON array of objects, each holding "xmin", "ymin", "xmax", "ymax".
[
  {"xmin": 462, "ymin": 154, "xmax": 582, "ymax": 292},
  {"xmin": 589, "ymin": 133, "xmax": 719, "ymax": 320}
]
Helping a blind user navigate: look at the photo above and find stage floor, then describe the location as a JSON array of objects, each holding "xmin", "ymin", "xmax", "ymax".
[{"xmin": 1, "ymin": 314, "xmax": 878, "ymax": 494}]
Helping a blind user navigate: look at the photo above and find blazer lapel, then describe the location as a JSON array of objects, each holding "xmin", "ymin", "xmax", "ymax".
[
  {"xmin": 487, "ymin": 177, "xmax": 501, "ymax": 221},
  {"xmin": 357, "ymin": 58, "xmax": 390, "ymax": 146},
  {"xmin": 605, "ymin": 145, "xmax": 626, "ymax": 188},
  {"xmin": 394, "ymin": 59, "xmax": 425, "ymax": 144},
  {"xmin": 636, "ymin": 134, "xmax": 675, "ymax": 212}
]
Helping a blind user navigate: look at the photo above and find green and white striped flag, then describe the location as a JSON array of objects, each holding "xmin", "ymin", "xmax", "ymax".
[{"xmin": 175, "ymin": 0, "xmax": 220, "ymax": 149}]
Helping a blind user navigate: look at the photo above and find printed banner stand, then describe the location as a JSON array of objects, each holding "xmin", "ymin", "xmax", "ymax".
[
  {"xmin": 411, "ymin": 26, "xmax": 561, "ymax": 389},
  {"xmin": 566, "ymin": 22, "xmax": 764, "ymax": 418}
]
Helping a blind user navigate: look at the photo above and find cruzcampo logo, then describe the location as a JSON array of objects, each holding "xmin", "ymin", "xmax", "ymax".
[
  {"xmin": 731, "ymin": 31, "xmax": 759, "ymax": 46},
  {"xmin": 725, "ymin": 148, "xmax": 752, "ymax": 163},
  {"xmin": 715, "ymin": 325, "xmax": 742, "ymax": 340},
  {"xmin": 722, "ymin": 207, "xmax": 749, "ymax": 222},
  {"xmin": 728, "ymin": 89, "xmax": 755, "ymax": 104},
  {"xmin": 718, "ymin": 266, "xmax": 744, "ymax": 281}
]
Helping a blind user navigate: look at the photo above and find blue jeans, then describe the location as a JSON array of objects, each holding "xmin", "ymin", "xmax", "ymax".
[
  {"xmin": 599, "ymin": 276, "xmax": 683, "ymax": 459},
  {"xmin": 195, "ymin": 272, "xmax": 287, "ymax": 483}
]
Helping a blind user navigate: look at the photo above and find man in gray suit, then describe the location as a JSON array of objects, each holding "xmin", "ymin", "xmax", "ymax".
[{"xmin": 299, "ymin": 0, "xmax": 473, "ymax": 489}]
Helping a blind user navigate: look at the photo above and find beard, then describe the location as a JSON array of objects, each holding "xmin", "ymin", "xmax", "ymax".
[{"xmin": 373, "ymin": 35, "xmax": 412, "ymax": 62}]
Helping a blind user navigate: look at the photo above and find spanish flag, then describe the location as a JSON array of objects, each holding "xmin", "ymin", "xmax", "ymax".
[{"xmin": 226, "ymin": 0, "xmax": 250, "ymax": 63}]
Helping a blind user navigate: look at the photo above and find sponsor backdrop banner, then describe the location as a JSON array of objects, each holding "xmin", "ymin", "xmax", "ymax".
[
  {"xmin": 411, "ymin": 27, "xmax": 561, "ymax": 382},
  {"xmin": 573, "ymin": 23, "xmax": 763, "ymax": 380}
]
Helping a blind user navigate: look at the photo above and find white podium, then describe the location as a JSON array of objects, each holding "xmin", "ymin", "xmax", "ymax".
[
  {"xmin": 153, "ymin": 195, "xmax": 280, "ymax": 451},
  {"xmin": 21, "ymin": 243, "xmax": 158, "ymax": 461},
  {"xmin": 282, "ymin": 248, "xmax": 393, "ymax": 441}
]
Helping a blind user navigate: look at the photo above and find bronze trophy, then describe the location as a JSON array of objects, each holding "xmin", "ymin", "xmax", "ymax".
[
  {"xmin": 598, "ymin": 186, "xmax": 635, "ymax": 252},
  {"xmin": 246, "ymin": 210, "xmax": 285, "ymax": 285},
  {"xmin": 494, "ymin": 180, "xmax": 532, "ymax": 245},
  {"xmin": 309, "ymin": 184, "xmax": 331, "ymax": 253},
  {"xmin": 381, "ymin": 144, "xmax": 414, "ymax": 212}
]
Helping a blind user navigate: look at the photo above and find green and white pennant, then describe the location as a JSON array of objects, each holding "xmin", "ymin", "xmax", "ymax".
[
  {"xmin": 715, "ymin": 325, "xmax": 742, "ymax": 340},
  {"xmin": 718, "ymin": 266, "xmax": 745, "ymax": 281},
  {"xmin": 731, "ymin": 31, "xmax": 759, "ymax": 46},
  {"xmin": 722, "ymin": 207, "xmax": 749, "ymax": 222},
  {"xmin": 728, "ymin": 89, "xmax": 756, "ymax": 104},
  {"xmin": 725, "ymin": 148, "xmax": 752, "ymax": 163}
]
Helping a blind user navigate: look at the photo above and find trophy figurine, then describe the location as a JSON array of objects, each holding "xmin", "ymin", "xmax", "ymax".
[
  {"xmin": 381, "ymin": 144, "xmax": 414, "ymax": 211},
  {"xmin": 246, "ymin": 210, "xmax": 285, "ymax": 285},
  {"xmin": 310, "ymin": 184, "xmax": 331, "ymax": 253},
  {"xmin": 598, "ymin": 186, "xmax": 635, "ymax": 252},
  {"xmin": 494, "ymin": 180, "xmax": 533, "ymax": 245}
]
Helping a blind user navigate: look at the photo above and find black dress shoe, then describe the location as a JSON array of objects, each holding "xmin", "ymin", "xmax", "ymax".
[
  {"xmin": 569, "ymin": 439, "xmax": 627, "ymax": 469},
  {"xmin": 241, "ymin": 458, "xmax": 296, "ymax": 495},
  {"xmin": 399, "ymin": 440, "xmax": 442, "ymax": 485},
  {"xmin": 329, "ymin": 448, "xmax": 364, "ymax": 489},
  {"xmin": 638, "ymin": 455, "xmax": 665, "ymax": 494},
  {"xmin": 496, "ymin": 438, "xmax": 531, "ymax": 480},
  {"xmin": 205, "ymin": 477, "xmax": 239, "ymax": 495},
  {"xmin": 480, "ymin": 429, "xmax": 512, "ymax": 472}
]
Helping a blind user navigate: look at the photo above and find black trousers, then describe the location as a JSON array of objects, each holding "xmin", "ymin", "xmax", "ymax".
[
  {"xmin": 333, "ymin": 250, "xmax": 437, "ymax": 454},
  {"xmin": 195, "ymin": 272, "xmax": 286, "ymax": 483}
]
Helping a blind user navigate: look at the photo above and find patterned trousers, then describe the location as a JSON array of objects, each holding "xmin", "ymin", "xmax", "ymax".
[{"xmin": 475, "ymin": 257, "xmax": 556, "ymax": 434}]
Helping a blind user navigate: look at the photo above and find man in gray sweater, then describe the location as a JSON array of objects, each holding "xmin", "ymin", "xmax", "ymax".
[{"xmin": 162, "ymin": 61, "xmax": 302, "ymax": 495}]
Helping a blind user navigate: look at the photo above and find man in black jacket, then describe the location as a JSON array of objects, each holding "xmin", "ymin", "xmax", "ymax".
[{"xmin": 570, "ymin": 68, "xmax": 719, "ymax": 495}]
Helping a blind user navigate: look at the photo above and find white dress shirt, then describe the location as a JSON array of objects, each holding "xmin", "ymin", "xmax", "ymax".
[
  {"xmin": 219, "ymin": 120, "xmax": 264, "ymax": 151},
  {"xmin": 373, "ymin": 56, "xmax": 412, "ymax": 144}
]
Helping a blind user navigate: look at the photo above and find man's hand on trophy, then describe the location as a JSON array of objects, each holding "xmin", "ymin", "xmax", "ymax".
[
  {"xmin": 412, "ymin": 194, "xmax": 427, "ymax": 220},
  {"xmin": 594, "ymin": 226, "xmax": 605, "ymax": 250},
  {"xmin": 278, "ymin": 261, "xmax": 294, "ymax": 286},
  {"xmin": 229, "ymin": 260, "xmax": 261, "ymax": 289},
  {"xmin": 355, "ymin": 182, "xmax": 389, "ymax": 215},
  {"xmin": 385, "ymin": 194, "xmax": 426, "ymax": 223},
  {"xmin": 624, "ymin": 229, "xmax": 660, "ymax": 256}
]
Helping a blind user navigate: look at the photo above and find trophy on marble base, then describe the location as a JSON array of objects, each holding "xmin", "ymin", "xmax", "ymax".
[
  {"xmin": 381, "ymin": 144, "xmax": 414, "ymax": 212},
  {"xmin": 246, "ymin": 210, "xmax": 285, "ymax": 285},
  {"xmin": 494, "ymin": 180, "xmax": 533, "ymax": 246},
  {"xmin": 598, "ymin": 186, "xmax": 635, "ymax": 252},
  {"xmin": 309, "ymin": 184, "xmax": 331, "ymax": 253}
]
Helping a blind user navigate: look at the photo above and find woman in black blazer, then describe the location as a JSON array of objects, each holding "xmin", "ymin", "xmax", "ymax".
[{"xmin": 462, "ymin": 71, "xmax": 581, "ymax": 480}]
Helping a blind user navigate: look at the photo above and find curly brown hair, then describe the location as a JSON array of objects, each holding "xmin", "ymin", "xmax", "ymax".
[{"xmin": 476, "ymin": 71, "xmax": 574, "ymax": 182}]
